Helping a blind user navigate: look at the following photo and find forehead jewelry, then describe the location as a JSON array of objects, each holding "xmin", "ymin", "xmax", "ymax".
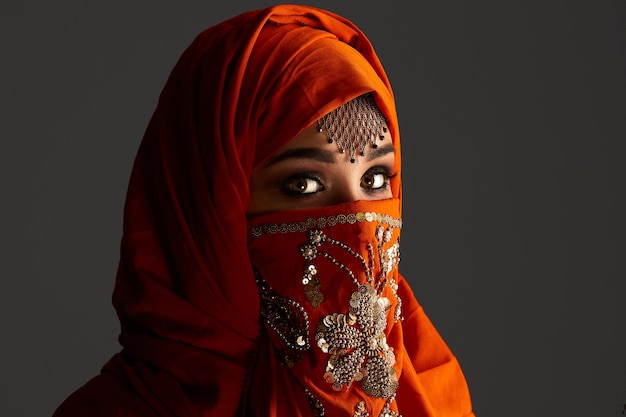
[{"xmin": 317, "ymin": 93, "xmax": 389, "ymax": 163}]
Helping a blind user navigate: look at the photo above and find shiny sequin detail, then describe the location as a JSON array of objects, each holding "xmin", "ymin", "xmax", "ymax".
[
  {"xmin": 250, "ymin": 211, "xmax": 402, "ymax": 237},
  {"xmin": 316, "ymin": 283, "xmax": 398, "ymax": 398},
  {"xmin": 302, "ymin": 385, "xmax": 326, "ymax": 417},
  {"xmin": 296, "ymin": 222, "xmax": 403, "ymax": 398},
  {"xmin": 300, "ymin": 229, "xmax": 373, "ymax": 306},
  {"xmin": 380, "ymin": 396, "xmax": 402, "ymax": 417},
  {"xmin": 303, "ymin": 267, "xmax": 324, "ymax": 307},
  {"xmin": 375, "ymin": 226, "xmax": 403, "ymax": 322},
  {"xmin": 353, "ymin": 396, "xmax": 402, "ymax": 417},
  {"xmin": 354, "ymin": 401, "xmax": 370, "ymax": 417},
  {"xmin": 317, "ymin": 93, "xmax": 388, "ymax": 163},
  {"xmin": 256, "ymin": 271, "xmax": 310, "ymax": 366}
]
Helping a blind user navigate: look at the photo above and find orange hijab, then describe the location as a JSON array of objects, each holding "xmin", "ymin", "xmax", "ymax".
[{"xmin": 53, "ymin": 4, "xmax": 474, "ymax": 417}]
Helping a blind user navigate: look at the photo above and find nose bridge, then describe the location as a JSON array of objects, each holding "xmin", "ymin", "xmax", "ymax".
[{"xmin": 328, "ymin": 173, "xmax": 362, "ymax": 205}]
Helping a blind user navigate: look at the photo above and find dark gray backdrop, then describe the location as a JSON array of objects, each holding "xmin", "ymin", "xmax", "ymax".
[{"xmin": 1, "ymin": 1, "xmax": 625, "ymax": 416}]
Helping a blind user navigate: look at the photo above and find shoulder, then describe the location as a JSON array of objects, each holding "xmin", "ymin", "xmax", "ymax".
[{"xmin": 52, "ymin": 372, "xmax": 158, "ymax": 417}]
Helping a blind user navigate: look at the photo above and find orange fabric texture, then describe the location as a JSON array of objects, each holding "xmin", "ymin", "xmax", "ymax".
[
  {"xmin": 245, "ymin": 199, "xmax": 474, "ymax": 417},
  {"xmin": 52, "ymin": 4, "xmax": 474, "ymax": 417}
]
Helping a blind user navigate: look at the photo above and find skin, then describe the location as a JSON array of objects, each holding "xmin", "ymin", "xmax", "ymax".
[{"xmin": 247, "ymin": 123, "xmax": 396, "ymax": 215}]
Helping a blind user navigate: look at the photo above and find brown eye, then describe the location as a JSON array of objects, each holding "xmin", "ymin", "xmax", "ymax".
[
  {"xmin": 361, "ymin": 172, "xmax": 386, "ymax": 190},
  {"xmin": 285, "ymin": 177, "xmax": 322, "ymax": 194}
]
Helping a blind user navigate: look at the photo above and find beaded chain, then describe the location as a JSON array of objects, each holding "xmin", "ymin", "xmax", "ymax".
[{"xmin": 317, "ymin": 93, "xmax": 389, "ymax": 163}]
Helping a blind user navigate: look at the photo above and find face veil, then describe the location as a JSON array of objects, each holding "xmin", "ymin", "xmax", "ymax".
[
  {"xmin": 52, "ymin": 4, "xmax": 474, "ymax": 417},
  {"xmin": 247, "ymin": 198, "xmax": 404, "ymax": 416}
]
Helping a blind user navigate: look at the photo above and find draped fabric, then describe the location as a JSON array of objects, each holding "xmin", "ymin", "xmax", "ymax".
[
  {"xmin": 53, "ymin": 4, "xmax": 474, "ymax": 417},
  {"xmin": 245, "ymin": 198, "xmax": 474, "ymax": 417}
]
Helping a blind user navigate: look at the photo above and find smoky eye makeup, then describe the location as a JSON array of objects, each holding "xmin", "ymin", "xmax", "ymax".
[
  {"xmin": 360, "ymin": 166, "xmax": 396, "ymax": 192},
  {"xmin": 280, "ymin": 172, "xmax": 325, "ymax": 197}
]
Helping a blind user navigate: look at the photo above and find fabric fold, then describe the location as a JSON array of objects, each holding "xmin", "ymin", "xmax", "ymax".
[{"xmin": 53, "ymin": 4, "xmax": 473, "ymax": 417}]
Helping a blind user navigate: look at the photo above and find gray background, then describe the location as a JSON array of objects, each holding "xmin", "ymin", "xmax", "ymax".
[{"xmin": 1, "ymin": 1, "xmax": 625, "ymax": 416}]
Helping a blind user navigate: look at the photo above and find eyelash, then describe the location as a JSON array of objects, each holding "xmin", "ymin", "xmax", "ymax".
[
  {"xmin": 281, "ymin": 171, "xmax": 324, "ymax": 196},
  {"xmin": 363, "ymin": 167, "xmax": 396, "ymax": 193},
  {"xmin": 280, "ymin": 167, "xmax": 396, "ymax": 197}
]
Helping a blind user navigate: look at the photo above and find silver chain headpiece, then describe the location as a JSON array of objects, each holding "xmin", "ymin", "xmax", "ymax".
[{"xmin": 317, "ymin": 93, "xmax": 388, "ymax": 163}]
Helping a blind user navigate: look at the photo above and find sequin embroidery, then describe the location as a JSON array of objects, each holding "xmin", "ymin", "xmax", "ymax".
[
  {"xmin": 375, "ymin": 226, "xmax": 403, "ymax": 322},
  {"xmin": 354, "ymin": 401, "xmax": 370, "ymax": 417},
  {"xmin": 353, "ymin": 396, "xmax": 402, "ymax": 417},
  {"xmin": 251, "ymin": 211, "xmax": 402, "ymax": 237},
  {"xmin": 251, "ymin": 210, "xmax": 405, "ymax": 407},
  {"xmin": 256, "ymin": 271, "xmax": 310, "ymax": 366},
  {"xmin": 293, "ymin": 223, "xmax": 403, "ymax": 399},
  {"xmin": 302, "ymin": 385, "xmax": 326, "ymax": 417},
  {"xmin": 316, "ymin": 283, "xmax": 398, "ymax": 398},
  {"xmin": 299, "ymin": 229, "xmax": 371, "ymax": 306}
]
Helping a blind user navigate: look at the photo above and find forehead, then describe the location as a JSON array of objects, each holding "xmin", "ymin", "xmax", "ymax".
[
  {"xmin": 280, "ymin": 123, "xmax": 393, "ymax": 150},
  {"xmin": 270, "ymin": 123, "xmax": 395, "ymax": 165},
  {"xmin": 280, "ymin": 124, "xmax": 332, "ymax": 150}
]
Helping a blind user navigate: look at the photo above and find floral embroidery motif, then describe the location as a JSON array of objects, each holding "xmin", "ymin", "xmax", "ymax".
[
  {"xmin": 256, "ymin": 271, "xmax": 310, "ymax": 366},
  {"xmin": 315, "ymin": 283, "xmax": 398, "ymax": 398},
  {"xmin": 295, "ymin": 224, "xmax": 402, "ymax": 399},
  {"xmin": 299, "ymin": 229, "xmax": 371, "ymax": 307},
  {"xmin": 253, "ymin": 211, "xmax": 407, "ymax": 413}
]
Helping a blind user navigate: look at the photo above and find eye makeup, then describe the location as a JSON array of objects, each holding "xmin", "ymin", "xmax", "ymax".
[
  {"xmin": 281, "ymin": 172, "xmax": 325, "ymax": 197},
  {"xmin": 360, "ymin": 166, "xmax": 396, "ymax": 194}
]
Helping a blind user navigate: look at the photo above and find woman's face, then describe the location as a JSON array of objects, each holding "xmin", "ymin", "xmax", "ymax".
[{"xmin": 247, "ymin": 123, "xmax": 396, "ymax": 215}]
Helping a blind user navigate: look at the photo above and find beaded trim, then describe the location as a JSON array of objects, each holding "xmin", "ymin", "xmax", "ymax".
[
  {"xmin": 353, "ymin": 395, "xmax": 402, "ymax": 417},
  {"xmin": 250, "ymin": 211, "xmax": 402, "ymax": 237},
  {"xmin": 380, "ymin": 395, "xmax": 402, "ymax": 417},
  {"xmin": 256, "ymin": 270, "xmax": 311, "ymax": 367},
  {"xmin": 299, "ymin": 229, "xmax": 372, "ymax": 306},
  {"xmin": 302, "ymin": 385, "xmax": 326, "ymax": 417},
  {"xmin": 374, "ymin": 226, "xmax": 403, "ymax": 322},
  {"xmin": 317, "ymin": 93, "xmax": 388, "ymax": 164}
]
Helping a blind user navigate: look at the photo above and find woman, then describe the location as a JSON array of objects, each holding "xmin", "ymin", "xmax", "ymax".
[{"xmin": 53, "ymin": 4, "xmax": 474, "ymax": 417}]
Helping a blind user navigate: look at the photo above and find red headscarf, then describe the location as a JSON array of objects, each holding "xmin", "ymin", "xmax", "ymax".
[{"xmin": 53, "ymin": 4, "xmax": 474, "ymax": 417}]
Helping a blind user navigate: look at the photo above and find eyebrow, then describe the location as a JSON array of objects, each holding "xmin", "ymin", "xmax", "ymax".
[
  {"xmin": 265, "ymin": 143, "xmax": 396, "ymax": 167},
  {"xmin": 264, "ymin": 147, "xmax": 336, "ymax": 166},
  {"xmin": 366, "ymin": 144, "xmax": 395, "ymax": 161}
]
